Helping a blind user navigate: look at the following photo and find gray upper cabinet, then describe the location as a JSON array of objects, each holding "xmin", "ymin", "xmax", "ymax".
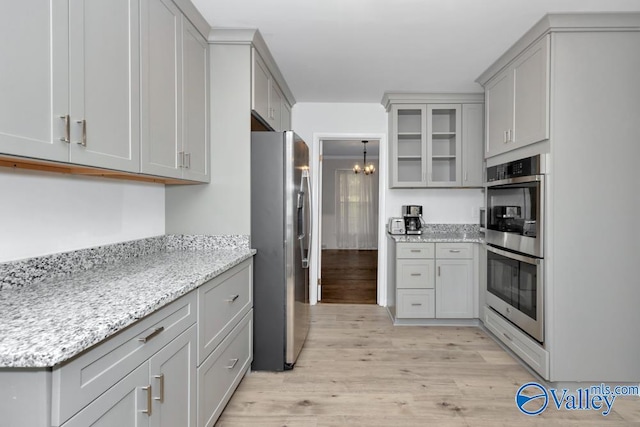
[
  {"xmin": 68, "ymin": 0, "xmax": 141, "ymax": 172},
  {"xmin": 484, "ymin": 35, "xmax": 550, "ymax": 158},
  {"xmin": 0, "ymin": 1, "xmax": 69, "ymax": 162},
  {"xmin": 1, "ymin": 0, "xmax": 209, "ymax": 182},
  {"xmin": 140, "ymin": 0, "xmax": 209, "ymax": 182},
  {"xmin": 462, "ymin": 104, "xmax": 484, "ymax": 187},
  {"xmin": 0, "ymin": 0, "xmax": 140, "ymax": 172},
  {"xmin": 384, "ymin": 93, "xmax": 484, "ymax": 188},
  {"xmin": 251, "ymin": 49, "xmax": 292, "ymax": 132}
]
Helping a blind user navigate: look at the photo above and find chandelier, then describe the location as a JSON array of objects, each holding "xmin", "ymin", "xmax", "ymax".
[{"xmin": 353, "ymin": 140, "xmax": 375, "ymax": 175}]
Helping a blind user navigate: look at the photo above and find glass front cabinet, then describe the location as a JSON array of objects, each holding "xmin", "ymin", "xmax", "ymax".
[{"xmin": 386, "ymin": 94, "xmax": 484, "ymax": 188}]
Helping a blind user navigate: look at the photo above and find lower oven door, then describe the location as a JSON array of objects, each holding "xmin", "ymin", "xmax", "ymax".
[{"xmin": 486, "ymin": 245, "xmax": 544, "ymax": 343}]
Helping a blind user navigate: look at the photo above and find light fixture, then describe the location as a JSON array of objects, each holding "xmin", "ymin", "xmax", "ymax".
[{"xmin": 353, "ymin": 140, "xmax": 375, "ymax": 175}]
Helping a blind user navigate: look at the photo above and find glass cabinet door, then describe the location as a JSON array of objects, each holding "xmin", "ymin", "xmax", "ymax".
[
  {"xmin": 426, "ymin": 104, "xmax": 461, "ymax": 186},
  {"xmin": 391, "ymin": 104, "xmax": 426, "ymax": 187}
]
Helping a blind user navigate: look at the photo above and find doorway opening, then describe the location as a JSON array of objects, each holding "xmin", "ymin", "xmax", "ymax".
[{"xmin": 319, "ymin": 139, "xmax": 380, "ymax": 304}]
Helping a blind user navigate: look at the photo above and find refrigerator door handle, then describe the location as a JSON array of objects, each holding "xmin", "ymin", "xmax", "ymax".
[{"xmin": 300, "ymin": 169, "xmax": 311, "ymax": 269}]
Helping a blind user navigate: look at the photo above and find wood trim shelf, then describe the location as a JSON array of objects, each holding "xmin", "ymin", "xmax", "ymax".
[{"xmin": 0, "ymin": 155, "xmax": 201, "ymax": 185}]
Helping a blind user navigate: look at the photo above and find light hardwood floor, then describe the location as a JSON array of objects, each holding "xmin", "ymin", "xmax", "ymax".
[{"xmin": 216, "ymin": 304, "xmax": 640, "ymax": 426}]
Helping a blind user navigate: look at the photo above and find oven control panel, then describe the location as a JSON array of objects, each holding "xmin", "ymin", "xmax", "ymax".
[{"xmin": 487, "ymin": 155, "xmax": 540, "ymax": 182}]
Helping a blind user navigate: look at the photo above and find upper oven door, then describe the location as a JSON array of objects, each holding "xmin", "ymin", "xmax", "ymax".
[{"xmin": 486, "ymin": 175, "xmax": 544, "ymax": 257}]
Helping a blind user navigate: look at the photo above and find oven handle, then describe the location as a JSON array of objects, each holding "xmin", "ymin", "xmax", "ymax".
[
  {"xmin": 486, "ymin": 174, "xmax": 544, "ymax": 188},
  {"xmin": 486, "ymin": 244, "xmax": 541, "ymax": 265}
]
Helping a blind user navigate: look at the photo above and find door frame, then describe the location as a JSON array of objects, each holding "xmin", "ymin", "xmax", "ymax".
[{"xmin": 310, "ymin": 132, "xmax": 388, "ymax": 306}]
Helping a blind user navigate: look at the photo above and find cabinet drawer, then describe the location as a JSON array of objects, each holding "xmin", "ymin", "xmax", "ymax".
[
  {"xmin": 484, "ymin": 308, "xmax": 549, "ymax": 379},
  {"xmin": 397, "ymin": 259, "xmax": 434, "ymax": 289},
  {"xmin": 435, "ymin": 242, "xmax": 473, "ymax": 259},
  {"xmin": 198, "ymin": 310, "xmax": 252, "ymax": 427},
  {"xmin": 396, "ymin": 289, "xmax": 435, "ymax": 319},
  {"xmin": 397, "ymin": 243, "xmax": 435, "ymax": 259},
  {"xmin": 198, "ymin": 259, "xmax": 252, "ymax": 365},
  {"xmin": 52, "ymin": 291, "xmax": 197, "ymax": 425}
]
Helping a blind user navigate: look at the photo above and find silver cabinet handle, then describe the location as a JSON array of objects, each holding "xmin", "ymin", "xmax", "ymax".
[
  {"xmin": 225, "ymin": 294, "xmax": 240, "ymax": 303},
  {"xmin": 141, "ymin": 385, "xmax": 152, "ymax": 415},
  {"xmin": 226, "ymin": 358, "xmax": 239, "ymax": 369},
  {"xmin": 464, "ymin": 171, "xmax": 468, "ymax": 182},
  {"xmin": 75, "ymin": 119, "xmax": 86, "ymax": 146},
  {"xmin": 410, "ymin": 273, "xmax": 421, "ymax": 277},
  {"xmin": 59, "ymin": 115, "xmax": 70, "ymax": 143},
  {"xmin": 138, "ymin": 327, "xmax": 164, "ymax": 343},
  {"xmin": 503, "ymin": 332, "xmax": 513, "ymax": 342},
  {"xmin": 410, "ymin": 249, "xmax": 421, "ymax": 253},
  {"xmin": 411, "ymin": 303, "xmax": 422, "ymax": 306},
  {"xmin": 438, "ymin": 266, "xmax": 441, "ymax": 276},
  {"xmin": 153, "ymin": 374, "xmax": 164, "ymax": 402},
  {"xmin": 178, "ymin": 151, "xmax": 184, "ymax": 168},
  {"xmin": 449, "ymin": 249, "xmax": 461, "ymax": 253},
  {"xmin": 185, "ymin": 152, "xmax": 191, "ymax": 169},
  {"xmin": 503, "ymin": 130, "xmax": 508, "ymax": 144}
]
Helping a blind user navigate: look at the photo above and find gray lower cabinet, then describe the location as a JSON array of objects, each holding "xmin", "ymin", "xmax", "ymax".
[
  {"xmin": 62, "ymin": 325, "xmax": 197, "ymax": 427},
  {"xmin": 392, "ymin": 241, "xmax": 475, "ymax": 320},
  {"xmin": 1, "ymin": 258, "xmax": 253, "ymax": 427}
]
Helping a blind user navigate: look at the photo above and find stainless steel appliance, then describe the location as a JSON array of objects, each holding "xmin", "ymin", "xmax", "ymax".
[
  {"xmin": 251, "ymin": 131, "xmax": 311, "ymax": 371},
  {"xmin": 485, "ymin": 155, "xmax": 545, "ymax": 343},
  {"xmin": 388, "ymin": 217, "xmax": 405, "ymax": 235},
  {"xmin": 402, "ymin": 205, "xmax": 424, "ymax": 235},
  {"xmin": 486, "ymin": 155, "xmax": 544, "ymax": 258},
  {"xmin": 486, "ymin": 245, "xmax": 544, "ymax": 342}
]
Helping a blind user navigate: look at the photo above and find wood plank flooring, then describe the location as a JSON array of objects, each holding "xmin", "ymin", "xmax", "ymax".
[
  {"xmin": 320, "ymin": 250, "xmax": 377, "ymax": 304},
  {"xmin": 216, "ymin": 304, "xmax": 640, "ymax": 426}
]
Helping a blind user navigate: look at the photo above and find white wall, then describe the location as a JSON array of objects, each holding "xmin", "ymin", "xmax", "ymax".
[{"xmin": 0, "ymin": 168, "xmax": 165, "ymax": 262}]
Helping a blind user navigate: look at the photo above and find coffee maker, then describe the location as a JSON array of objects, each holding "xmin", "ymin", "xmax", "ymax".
[{"xmin": 402, "ymin": 205, "xmax": 424, "ymax": 235}]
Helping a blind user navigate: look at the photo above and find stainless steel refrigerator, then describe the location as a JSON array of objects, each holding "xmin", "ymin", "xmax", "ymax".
[{"xmin": 251, "ymin": 131, "xmax": 311, "ymax": 371}]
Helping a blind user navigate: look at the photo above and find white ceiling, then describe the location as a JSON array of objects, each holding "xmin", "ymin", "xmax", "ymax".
[{"xmin": 191, "ymin": 0, "xmax": 640, "ymax": 103}]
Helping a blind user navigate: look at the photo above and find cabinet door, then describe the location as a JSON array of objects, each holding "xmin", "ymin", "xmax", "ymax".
[
  {"xmin": 68, "ymin": 0, "xmax": 141, "ymax": 172},
  {"xmin": 462, "ymin": 104, "xmax": 484, "ymax": 187},
  {"xmin": 282, "ymin": 101, "xmax": 292, "ymax": 131},
  {"xmin": 512, "ymin": 35, "xmax": 550, "ymax": 148},
  {"xmin": 435, "ymin": 259, "xmax": 474, "ymax": 318},
  {"xmin": 270, "ymin": 83, "xmax": 284, "ymax": 131},
  {"xmin": 149, "ymin": 326, "xmax": 197, "ymax": 427},
  {"xmin": 0, "ymin": 0, "xmax": 69, "ymax": 162},
  {"xmin": 181, "ymin": 19, "xmax": 209, "ymax": 182},
  {"xmin": 484, "ymin": 69, "xmax": 513, "ymax": 158},
  {"xmin": 251, "ymin": 51, "xmax": 271, "ymax": 127},
  {"xmin": 61, "ymin": 363, "xmax": 150, "ymax": 427},
  {"xmin": 427, "ymin": 104, "xmax": 461, "ymax": 187},
  {"xmin": 390, "ymin": 104, "xmax": 427, "ymax": 187},
  {"xmin": 140, "ymin": 0, "xmax": 182, "ymax": 179}
]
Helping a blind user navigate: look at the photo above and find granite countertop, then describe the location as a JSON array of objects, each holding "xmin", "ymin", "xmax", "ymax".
[
  {"xmin": 388, "ymin": 232, "xmax": 484, "ymax": 243},
  {"xmin": 387, "ymin": 224, "xmax": 484, "ymax": 243},
  {"xmin": 0, "ymin": 235, "xmax": 254, "ymax": 368}
]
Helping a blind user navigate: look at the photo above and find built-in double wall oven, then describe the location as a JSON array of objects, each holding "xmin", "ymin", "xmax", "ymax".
[{"xmin": 485, "ymin": 155, "xmax": 545, "ymax": 343}]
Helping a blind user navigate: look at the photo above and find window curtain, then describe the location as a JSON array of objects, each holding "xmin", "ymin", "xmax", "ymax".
[{"xmin": 335, "ymin": 169, "xmax": 378, "ymax": 249}]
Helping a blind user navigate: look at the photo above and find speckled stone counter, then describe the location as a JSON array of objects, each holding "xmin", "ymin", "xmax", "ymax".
[
  {"xmin": 388, "ymin": 224, "xmax": 484, "ymax": 243},
  {"xmin": 0, "ymin": 235, "xmax": 254, "ymax": 368}
]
